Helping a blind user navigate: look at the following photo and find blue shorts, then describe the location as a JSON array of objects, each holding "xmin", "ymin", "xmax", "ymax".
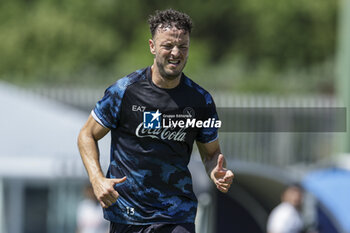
[{"xmin": 109, "ymin": 222, "xmax": 196, "ymax": 233}]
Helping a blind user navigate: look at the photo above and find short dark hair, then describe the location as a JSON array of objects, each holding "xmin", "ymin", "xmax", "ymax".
[{"xmin": 148, "ymin": 9, "xmax": 193, "ymax": 38}]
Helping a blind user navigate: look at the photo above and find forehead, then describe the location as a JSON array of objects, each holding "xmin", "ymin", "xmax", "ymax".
[{"xmin": 153, "ymin": 26, "xmax": 189, "ymax": 43}]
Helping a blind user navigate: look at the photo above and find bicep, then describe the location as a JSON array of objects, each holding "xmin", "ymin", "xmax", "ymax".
[{"xmin": 81, "ymin": 114, "xmax": 110, "ymax": 141}]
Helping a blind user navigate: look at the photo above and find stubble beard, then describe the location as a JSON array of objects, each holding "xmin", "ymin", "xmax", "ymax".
[{"xmin": 156, "ymin": 58, "xmax": 187, "ymax": 81}]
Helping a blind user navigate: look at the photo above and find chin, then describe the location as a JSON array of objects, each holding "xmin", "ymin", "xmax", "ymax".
[
  {"xmin": 160, "ymin": 68, "xmax": 182, "ymax": 79},
  {"xmin": 163, "ymin": 73, "xmax": 181, "ymax": 80},
  {"xmin": 157, "ymin": 62, "xmax": 184, "ymax": 80}
]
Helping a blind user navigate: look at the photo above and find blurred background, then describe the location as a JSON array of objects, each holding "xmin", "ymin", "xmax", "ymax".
[{"xmin": 1, "ymin": 0, "xmax": 350, "ymax": 232}]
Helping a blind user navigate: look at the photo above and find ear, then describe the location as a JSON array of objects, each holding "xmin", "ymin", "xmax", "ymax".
[{"xmin": 149, "ymin": 39, "xmax": 156, "ymax": 55}]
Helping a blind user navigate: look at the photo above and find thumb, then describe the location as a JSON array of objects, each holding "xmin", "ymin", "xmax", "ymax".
[
  {"xmin": 112, "ymin": 176, "xmax": 127, "ymax": 185},
  {"xmin": 217, "ymin": 154, "xmax": 225, "ymax": 170}
]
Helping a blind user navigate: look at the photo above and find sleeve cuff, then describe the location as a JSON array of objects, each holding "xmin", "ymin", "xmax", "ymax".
[
  {"xmin": 91, "ymin": 110, "xmax": 109, "ymax": 128},
  {"xmin": 205, "ymin": 134, "xmax": 219, "ymax": 144},
  {"xmin": 197, "ymin": 134, "xmax": 219, "ymax": 144}
]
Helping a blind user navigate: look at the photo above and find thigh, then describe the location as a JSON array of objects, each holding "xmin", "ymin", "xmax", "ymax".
[
  {"xmin": 109, "ymin": 222, "xmax": 195, "ymax": 233},
  {"xmin": 109, "ymin": 222, "xmax": 146, "ymax": 233},
  {"xmin": 150, "ymin": 223, "xmax": 196, "ymax": 233}
]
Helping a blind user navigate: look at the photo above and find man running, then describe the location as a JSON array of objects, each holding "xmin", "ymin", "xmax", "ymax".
[{"xmin": 78, "ymin": 8, "xmax": 234, "ymax": 233}]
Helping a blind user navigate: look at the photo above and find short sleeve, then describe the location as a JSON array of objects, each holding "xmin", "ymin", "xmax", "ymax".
[
  {"xmin": 93, "ymin": 78, "xmax": 128, "ymax": 129},
  {"xmin": 196, "ymin": 93, "xmax": 219, "ymax": 143}
]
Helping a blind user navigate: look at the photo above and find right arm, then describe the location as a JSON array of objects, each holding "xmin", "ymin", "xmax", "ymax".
[{"xmin": 77, "ymin": 114, "xmax": 126, "ymax": 208}]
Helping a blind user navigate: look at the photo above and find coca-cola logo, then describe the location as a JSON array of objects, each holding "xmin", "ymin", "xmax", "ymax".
[{"xmin": 135, "ymin": 122, "xmax": 186, "ymax": 142}]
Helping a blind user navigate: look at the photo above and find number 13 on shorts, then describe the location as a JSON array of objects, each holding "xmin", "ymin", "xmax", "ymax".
[{"xmin": 126, "ymin": 206, "xmax": 135, "ymax": 215}]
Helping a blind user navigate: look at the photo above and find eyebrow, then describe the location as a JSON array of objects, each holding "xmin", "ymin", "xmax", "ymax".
[{"xmin": 159, "ymin": 40, "xmax": 189, "ymax": 44}]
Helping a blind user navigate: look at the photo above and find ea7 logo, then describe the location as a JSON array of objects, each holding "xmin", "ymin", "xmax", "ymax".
[
  {"xmin": 132, "ymin": 105, "xmax": 146, "ymax": 112},
  {"xmin": 143, "ymin": 110, "xmax": 161, "ymax": 129}
]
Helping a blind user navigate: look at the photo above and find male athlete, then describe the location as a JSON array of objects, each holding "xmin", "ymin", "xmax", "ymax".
[{"xmin": 78, "ymin": 9, "xmax": 234, "ymax": 233}]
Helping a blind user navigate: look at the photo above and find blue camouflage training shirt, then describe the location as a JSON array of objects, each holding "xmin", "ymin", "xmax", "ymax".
[{"xmin": 92, "ymin": 66, "xmax": 219, "ymax": 225}]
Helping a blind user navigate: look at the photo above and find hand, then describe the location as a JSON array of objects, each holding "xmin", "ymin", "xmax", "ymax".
[
  {"xmin": 210, "ymin": 154, "xmax": 234, "ymax": 193},
  {"xmin": 91, "ymin": 176, "xmax": 127, "ymax": 208}
]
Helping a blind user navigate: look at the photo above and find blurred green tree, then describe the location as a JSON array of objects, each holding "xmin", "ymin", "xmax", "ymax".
[{"xmin": 0, "ymin": 0, "xmax": 338, "ymax": 93}]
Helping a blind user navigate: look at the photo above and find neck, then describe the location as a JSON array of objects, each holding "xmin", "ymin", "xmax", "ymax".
[{"xmin": 151, "ymin": 65, "xmax": 181, "ymax": 89}]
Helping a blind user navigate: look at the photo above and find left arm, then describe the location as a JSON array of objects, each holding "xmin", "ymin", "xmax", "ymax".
[{"xmin": 196, "ymin": 139, "xmax": 234, "ymax": 193}]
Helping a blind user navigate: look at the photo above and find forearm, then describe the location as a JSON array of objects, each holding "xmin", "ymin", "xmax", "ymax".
[
  {"xmin": 78, "ymin": 131, "xmax": 105, "ymax": 183},
  {"xmin": 197, "ymin": 140, "xmax": 224, "ymax": 178},
  {"xmin": 197, "ymin": 140, "xmax": 234, "ymax": 193}
]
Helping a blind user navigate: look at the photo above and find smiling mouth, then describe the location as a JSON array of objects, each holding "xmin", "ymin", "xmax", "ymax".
[{"xmin": 168, "ymin": 60, "xmax": 180, "ymax": 65}]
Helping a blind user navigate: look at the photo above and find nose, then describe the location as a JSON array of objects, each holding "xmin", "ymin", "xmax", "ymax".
[{"xmin": 171, "ymin": 46, "xmax": 180, "ymax": 57}]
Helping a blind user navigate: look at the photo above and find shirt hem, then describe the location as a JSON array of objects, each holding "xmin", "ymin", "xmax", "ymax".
[{"xmin": 106, "ymin": 219, "xmax": 195, "ymax": 225}]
